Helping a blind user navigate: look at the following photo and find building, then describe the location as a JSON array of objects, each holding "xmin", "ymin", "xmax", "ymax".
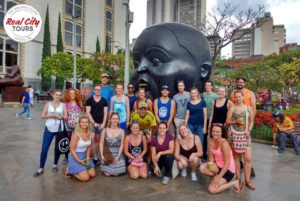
[
  {"xmin": 280, "ymin": 43, "xmax": 300, "ymax": 53},
  {"xmin": 232, "ymin": 12, "xmax": 286, "ymax": 59},
  {"xmin": 0, "ymin": 0, "xmax": 126, "ymax": 89},
  {"xmin": 147, "ymin": 0, "xmax": 206, "ymax": 29}
]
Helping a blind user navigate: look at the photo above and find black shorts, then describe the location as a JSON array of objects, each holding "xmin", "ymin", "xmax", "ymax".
[
  {"xmin": 218, "ymin": 168, "xmax": 235, "ymax": 182},
  {"xmin": 92, "ymin": 126, "xmax": 102, "ymax": 135}
]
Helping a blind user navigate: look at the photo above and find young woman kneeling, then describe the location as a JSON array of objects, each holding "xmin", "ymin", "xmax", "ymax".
[
  {"xmin": 66, "ymin": 115, "xmax": 96, "ymax": 181},
  {"xmin": 124, "ymin": 122, "xmax": 148, "ymax": 179},
  {"xmin": 199, "ymin": 124, "xmax": 243, "ymax": 194}
]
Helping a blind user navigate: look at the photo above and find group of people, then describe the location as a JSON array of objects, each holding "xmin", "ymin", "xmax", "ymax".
[{"xmin": 31, "ymin": 73, "xmax": 262, "ymax": 194}]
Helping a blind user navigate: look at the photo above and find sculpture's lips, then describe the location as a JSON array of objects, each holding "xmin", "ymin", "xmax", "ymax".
[{"xmin": 137, "ymin": 74, "xmax": 159, "ymax": 99}]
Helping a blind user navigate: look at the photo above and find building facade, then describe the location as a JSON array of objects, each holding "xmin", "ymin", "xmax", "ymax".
[
  {"xmin": 147, "ymin": 0, "xmax": 206, "ymax": 29},
  {"xmin": 232, "ymin": 12, "xmax": 286, "ymax": 59},
  {"xmin": 0, "ymin": 0, "xmax": 126, "ymax": 88}
]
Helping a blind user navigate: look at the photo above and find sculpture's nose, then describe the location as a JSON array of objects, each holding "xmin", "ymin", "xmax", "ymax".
[{"xmin": 137, "ymin": 58, "xmax": 150, "ymax": 73}]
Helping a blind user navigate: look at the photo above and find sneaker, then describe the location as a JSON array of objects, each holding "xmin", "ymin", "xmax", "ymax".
[
  {"xmin": 272, "ymin": 145, "xmax": 278, "ymax": 150},
  {"xmin": 191, "ymin": 172, "xmax": 197, "ymax": 182},
  {"xmin": 181, "ymin": 168, "xmax": 187, "ymax": 177},
  {"xmin": 161, "ymin": 176, "xmax": 170, "ymax": 185},
  {"xmin": 62, "ymin": 158, "xmax": 68, "ymax": 164},
  {"xmin": 26, "ymin": 117, "xmax": 33, "ymax": 120},
  {"xmin": 52, "ymin": 165, "xmax": 58, "ymax": 172},
  {"xmin": 157, "ymin": 172, "xmax": 163, "ymax": 178},
  {"xmin": 278, "ymin": 149, "xmax": 285, "ymax": 154}
]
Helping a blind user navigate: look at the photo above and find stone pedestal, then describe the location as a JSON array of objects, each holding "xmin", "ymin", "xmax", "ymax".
[{"xmin": 2, "ymin": 86, "xmax": 25, "ymax": 103}]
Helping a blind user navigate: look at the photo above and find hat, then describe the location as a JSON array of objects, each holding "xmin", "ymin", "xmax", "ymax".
[
  {"xmin": 101, "ymin": 73, "xmax": 109, "ymax": 78},
  {"xmin": 138, "ymin": 101, "xmax": 148, "ymax": 109},
  {"xmin": 161, "ymin": 85, "xmax": 169, "ymax": 90},
  {"xmin": 272, "ymin": 110, "xmax": 280, "ymax": 118}
]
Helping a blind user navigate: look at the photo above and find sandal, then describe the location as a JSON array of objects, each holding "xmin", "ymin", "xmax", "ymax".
[
  {"xmin": 245, "ymin": 181, "xmax": 256, "ymax": 190},
  {"xmin": 234, "ymin": 180, "xmax": 245, "ymax": 193}
]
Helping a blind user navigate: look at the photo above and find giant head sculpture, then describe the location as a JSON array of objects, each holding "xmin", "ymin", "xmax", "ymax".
[{"xmin": 131, "ymin": 23, "xmax": 212, "ymax": 99}]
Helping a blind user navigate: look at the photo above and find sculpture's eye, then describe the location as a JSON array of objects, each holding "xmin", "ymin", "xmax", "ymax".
[{"xmin": 151, "ymin": 58, "xmax": 161, "ymax": 67}]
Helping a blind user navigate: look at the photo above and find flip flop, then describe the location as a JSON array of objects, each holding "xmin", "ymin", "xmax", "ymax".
[{"xmin": 245, "ymin": 181, "xmax": 256, "ymax": 190}]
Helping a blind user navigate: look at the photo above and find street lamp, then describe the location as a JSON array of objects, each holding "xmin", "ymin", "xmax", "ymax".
[
  {"xmin": 72, "ymin": 0, "xmax": 80, "ymax": 89},
  {"xmin": 123, "ymin": 0, "xmax": 133, "ymax": 93}
]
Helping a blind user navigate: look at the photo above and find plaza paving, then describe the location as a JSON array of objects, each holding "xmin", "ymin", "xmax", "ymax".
[{"xmin": 0, "ymin": 103, "xmax": 299, "ymax": 201}]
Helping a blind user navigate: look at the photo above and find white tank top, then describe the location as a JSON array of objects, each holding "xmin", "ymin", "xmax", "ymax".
[
  {"xmin": 75, "ymin": 133, "xmax": 92, "ymax": 152},
  {"xmin": 45, "ymin": 102, "xmax": 64, "ymax": 132}
]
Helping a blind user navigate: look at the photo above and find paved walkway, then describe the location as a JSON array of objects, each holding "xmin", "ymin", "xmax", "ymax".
[{"xmin": 0, "ymin": 104, "xmax": 299, "ymax": 201}]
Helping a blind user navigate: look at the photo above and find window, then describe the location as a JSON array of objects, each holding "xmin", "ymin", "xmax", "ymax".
[
  {"xmin": 0, "ymin": 1, "xmax": 17, "ymax": 28},
  {"xmin": 106, "ymin": 0, "xmax": 112, "ymax": 7},
  {"xmin": 65, "ymin": 0, "xmax": 82, "ymax": 18},
  {"xmin": 106, "ymin": 11, "xmax": 112, "ymax": 32},
  {"xmin": 106, "ymin": 34, "xmax": 112, "ymax": 52},
  {"xmin": 0, "ymin": 38, "xmax": 18, "ymax": 73},
  {"xmin": 64, "ymin": 21, "xmax": 82, "ymax": 47}
]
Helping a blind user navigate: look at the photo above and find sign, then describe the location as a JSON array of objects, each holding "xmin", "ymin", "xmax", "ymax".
[{"xmin": 3, "ymin": 4, "xmax": 42, "ymax": 43}]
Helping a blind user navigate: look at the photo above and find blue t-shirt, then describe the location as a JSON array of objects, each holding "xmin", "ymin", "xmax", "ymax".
[
  {"xmin": 187, "ymin": 99, "xmax": 207, "ymax": 125},
  {"xmin": 22, "ymin": 92, "xmax": 30, "ymax": 104},
  {"xmin": 100, "ymin": 85, "xmax": 114, "ymax": 110},
  {"xmin": 127, "ymin": 94, "xmax": 137, "ymax": 112}
]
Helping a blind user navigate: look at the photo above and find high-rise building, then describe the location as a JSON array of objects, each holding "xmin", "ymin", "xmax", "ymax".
[
  {"xmin": 232, "ymin": 12, "xmax": 286, "ymax": 59},
  {"xmin": 147, "ymin": 0, "xmax": 206, "ymax": 29},
  {"xmin": 0, "ymin": 0, "xmax": 126, "ymax": 88}
]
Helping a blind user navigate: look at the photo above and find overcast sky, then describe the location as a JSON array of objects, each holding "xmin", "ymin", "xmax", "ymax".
[{"xmin": 129, "ymin": 0, "xmax": 300, "ymax": 57}]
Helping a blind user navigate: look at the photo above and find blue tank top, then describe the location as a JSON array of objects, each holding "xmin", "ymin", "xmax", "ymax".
[
  {"xmin": 158, "ymin": 97, "xmax": 171, "ymax": 121},
  {"xmin": 112, "ymin": 95, "xmax": 127, "ymax": 123}
]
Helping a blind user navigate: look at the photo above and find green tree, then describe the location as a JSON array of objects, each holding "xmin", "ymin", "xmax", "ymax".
[
  {"xmin": 42, "ymin": 5, "xmax": 51, "ymax": 60},
  {"xmin": 41, "ymin": 5, "xmax": 52, "ymax": 91},
  {"xmin": 96, "ymin": 36, "xmax": 101, "ymax": 53},
  {"xmin": 56, "ymin": 13, "xmax": 64, "ymax": 53}
]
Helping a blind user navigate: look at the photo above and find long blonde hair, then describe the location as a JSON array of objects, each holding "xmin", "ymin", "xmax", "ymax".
[{"xmin": 74, "ymin": 115, "xmax": 91, "ymax": 138}]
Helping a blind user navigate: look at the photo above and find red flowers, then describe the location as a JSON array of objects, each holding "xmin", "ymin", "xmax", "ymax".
[{"xmin": 255, "ymin": 112, "xmax": 275, "ymax": 127}]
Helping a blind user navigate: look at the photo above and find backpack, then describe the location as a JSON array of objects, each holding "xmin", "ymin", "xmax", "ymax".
[{"xmin": 19, "ymin": 93, "xmax": 24, "ymax": 103}]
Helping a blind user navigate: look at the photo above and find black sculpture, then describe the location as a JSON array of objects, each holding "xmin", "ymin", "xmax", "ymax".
[{"xmin": 131, "ymin": 23, "xmax": 212, "ymax": 99}]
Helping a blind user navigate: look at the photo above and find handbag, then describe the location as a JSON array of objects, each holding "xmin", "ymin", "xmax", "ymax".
[
  {"xmin": 102, "ymin": 129, "xmax": 113, "ymax": 165},
  {"xmin": 55, "ymin": 120, "xmax": 70, "ymax": 155},
  {"xmin": 130, "ymin": 160, "xmax": 145, "ymax": 167},
  {"xmin": 172, "ymin": 160, "xmax": 179, "ymax": 179}
]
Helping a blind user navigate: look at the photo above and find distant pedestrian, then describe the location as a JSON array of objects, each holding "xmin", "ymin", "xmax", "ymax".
[
  {"xmin": 28, "ymin": 85, "xmax": 34, "ymax": 105},
  {"xmin": 16, "ymin": 86, "xmax": 32, "ymax": 120}
]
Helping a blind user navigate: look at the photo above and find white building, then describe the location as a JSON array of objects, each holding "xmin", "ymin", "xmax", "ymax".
[{"xmin": 0, "ymin": 0, "xmax": 126, "ymax": 88}]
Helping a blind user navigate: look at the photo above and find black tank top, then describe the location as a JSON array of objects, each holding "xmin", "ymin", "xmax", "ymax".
[
  {"xmin": 212, "ymin": 99, "xmax": 228, "ymax": 124},
  {"xmin": 180, "ymin": 135, "xmax": 197, "ymax": 159}
]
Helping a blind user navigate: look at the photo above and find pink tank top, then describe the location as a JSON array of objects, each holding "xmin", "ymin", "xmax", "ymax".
[{"xmin": 210, "ymin": 139, "xmax": 235, "ymax": 173}]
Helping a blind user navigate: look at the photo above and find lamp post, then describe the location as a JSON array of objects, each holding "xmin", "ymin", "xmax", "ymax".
[
  {"xmin": 123, "ymin": 0, "xmax": 130, "ymax": 93},
  {"xmin": 72, "ymin": 0, "xmax": 77, "ymax": 88}
]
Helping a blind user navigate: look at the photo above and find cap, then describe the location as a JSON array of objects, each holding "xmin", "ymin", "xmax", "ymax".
[
  {"xmin": 101, "ymin": 73, "xmax": 109, "ymax": 78},
  {"xmin": 161, "ymin": 85, "xmax": 169, "ymax": 90},
  {"xmin": 138, "ymin": 101, "xmax": 148, "ymax": 109}
]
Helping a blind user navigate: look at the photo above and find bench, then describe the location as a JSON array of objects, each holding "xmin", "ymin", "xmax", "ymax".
[{"xmin": 36, "ymin": 95, "xmax": 52, "ymax": 103}]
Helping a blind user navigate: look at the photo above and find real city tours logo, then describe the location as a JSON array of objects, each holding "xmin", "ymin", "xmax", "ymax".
[{"xmin": 3, "ymin": 4, "xmax": 42, "ymax": 43}]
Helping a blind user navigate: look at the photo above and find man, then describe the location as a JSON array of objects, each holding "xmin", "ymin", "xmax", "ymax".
[
  {"xmin": 202, "ymin": 80, "xmax": 218, "ymax": 161},
  {"xmin": 16, "ymin": 87, "xmax": 32, "ymax": 120},
  {"xmin": 230, "ymin": 77, "xmax": 256, "ymax": 177},
  {"xmin": 130, "ymin": 102, "xmax": 157, "ymax": 141},
  {"xmin": 86, "ymin": 84, "xmax": 108, "ymax": 166},
  {"xmin": 154, "ymin": 85, "xmax": 176, "ymax": 133},
  {"xmin": 272, "ymin": 111, "xmax": 300, "ymax": 155},
  {"xmin": 131, "ymin": 23, "xmax": 212, "ymax": 99},
  {"xmin": 126, "ymin": 82, "xmax": 137, "ymax": 114},
  {"xmin": 100, "ymin": 73, "xmax": 114, "ymax": 111},
  {"xmin": 173, "ymin": 81, "xmax": 190, "ymax": 136}
]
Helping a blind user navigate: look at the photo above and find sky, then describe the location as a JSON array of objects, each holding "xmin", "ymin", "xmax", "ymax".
[{"xmin": 129, "ymin": 0, "xmax": 300, "ymax": 57}]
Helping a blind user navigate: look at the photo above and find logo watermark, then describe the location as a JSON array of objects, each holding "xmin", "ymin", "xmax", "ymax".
[{"xmin": 3, "ymin": 4, "xmax": 42, "ymax": 43}]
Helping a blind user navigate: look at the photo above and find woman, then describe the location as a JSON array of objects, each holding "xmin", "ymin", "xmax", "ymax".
[
  {"xmin": 174, "ymin": 123, "xmax": 203, "ymax": 181},
  {"xmin": 208, "ymin": 87, "xmax": 233, "ymax": 130},
  {"xmin": 110, "ymin": 84, "xmax": 130, "ymax": 130},
  {"xmin": 66, "ymin": 115, "xmax": 96, "ymax": 181},
  {"xmin": 150, "ymin": 122, "xmax": 175, "ymax": 185},
  {"xmin": 63, "ymin": 88, "xmax": 84, "ymax": 163},
  {"xmin": 133, "ymin": 88, "xmax": 153, "ymax": 112},
  {"xmin": 185, "ymin": 87, "xmax": 207, "ymax": 146},
  {"xmin": 200, "ymin": 124, "xmax": 243, "ymax": 194},
  {"xmin": 33, "ymin": 90, "xmax": 68, "ymax": 177},
  {"xmin": 100, "ymin": 112, "xmax": 126, "ymax": 176},
  {"xmin": 124, "ymin": 122, "xmax": 148, "ymax": 179},
  {"xmin": 226, "ymin": 91, "xmax": 255, "ymax": 190}
]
